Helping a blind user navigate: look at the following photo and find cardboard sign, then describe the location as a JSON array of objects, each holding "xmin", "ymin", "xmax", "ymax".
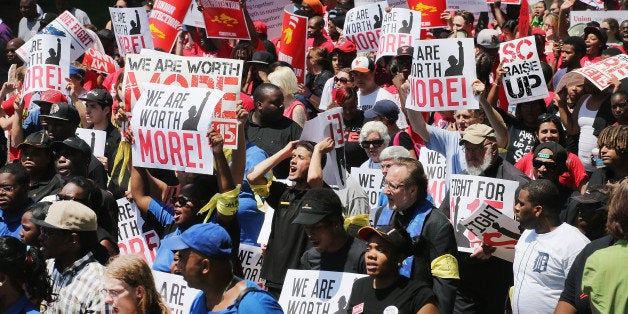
[
  {"xmin": 407, "ymin": 0, "xmax": 447, "ymax": 28},
  {"xmin": 461, "ymin": 202, "xmax": 521, "ymax": 262},
  {"xmin": 149, "ymin": 0, "xmax": 194, "ymax": 52},
  {"xmin": 199, "ymin": 0, "xmax": 251, "ymax": 40},
  {"xmin": 447, "ymin": 0, "xmax": 489, "ymax": 12},
  {"xmin": 82, "ymin": 48, "xmax": 119, "ymax": 74},
  {"xmin": 300, "ymin": 107, "xmax": 347, "ymax": 188},
  {"xmin": 569, "ymin": 10, "xmax": 627, "ymax": 27},
  {"xmin": 110, "ymin": 7, "xmax": 154, "ymax": 56},
  {"xmin": 116, "ymin": 198, "xmax": 160, "ymax": 265},
  {"xmin": 75, "ymin": 128, "xmax": 107, "ymax": 157},
  {"xmin": 351, "ymin": 167, "xmax": 383, "ymax": 209},
  {"xmin": 130, "ymin": 83, "xmax": 222, "ymax": 174},
  {"xmin": 16, "ymin": 11, "xmax": 96, "ymax": 62},
  {"xmin": 183, "ymin": 1, "xmax": 207, "ymax": 28},
  {"xmin": 418, "ymin": 147, "xmax": 447, "ymax": 208},
  {"xmin": 377, "ymin": 8, "xmax": 422, "ymax": 60},
  {"xmin": 22, "ymin": 35, "xmax": 71, "ymax": 95},
  {"xmin": 578, "ymin": 0, "xmax": 604, "ymax": 9},
  {"xmin": 278, "ymin": 6, "xmax": 308, "ymax": 83},
  {"xmin": 486, "ymin": 0, "xmax": 521, "ymax": 4},
  {"xmin": 571, "ymin": 55, "xmax": 628, "ymax": 91},
  {"xmin": 344, "ymin": 1, "xmax": 388, "ymax": 52},
  {"xmin": 152, "ymin": 271, "xmax": 200, "ymax": 313},
  {"xmin": 499, "ymin": 36, "xmax": 549, "ymax": 104},
  {"xmin": 448, "ymin": 174, "xmax": 519, "ymax": 253},
  {"xmin": 407, "ymin": 38, "xmax": 478, "ymax": 112},
  {"xmin": 238, "ymin": 244, "xmax": 265, "ymax": 287},
  {"xmin": 279, "ymin": 270, "xmax": 367, "ymax": 313}
]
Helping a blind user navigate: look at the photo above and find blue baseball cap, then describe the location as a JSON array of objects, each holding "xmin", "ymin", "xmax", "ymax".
[
  {"xmin": 161, "ymin": 223, "xmax": 232, "ymax": 259},
  {"xmin": 364, "ymin": 99, "xmax": 400, "ymax": 122}
]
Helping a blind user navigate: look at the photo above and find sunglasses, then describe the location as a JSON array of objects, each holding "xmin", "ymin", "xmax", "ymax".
[
  {"xmin": 361, "ymin": 139, "xmax": 385, "ymax": 149},
  {"xmin": 533, "ymin": 159, "xmax": 557, "ymax": 171},
  {"xmin": 171, "ymin": 196, "xmax": 193, "ymax": 206},
  {"xmin": 334, "ymin": 77, "xmax": 352, "ymax": 84}
]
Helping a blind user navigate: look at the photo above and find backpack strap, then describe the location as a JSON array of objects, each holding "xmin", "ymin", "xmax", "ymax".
[{"xmin": 234, "ymin": 285, "xmax": 274, "ymax": 311}]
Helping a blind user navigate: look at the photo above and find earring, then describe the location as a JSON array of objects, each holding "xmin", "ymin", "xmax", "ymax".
[{"xmin": 0, "ymin": 282, "xmax": 3, "ymax": 287}]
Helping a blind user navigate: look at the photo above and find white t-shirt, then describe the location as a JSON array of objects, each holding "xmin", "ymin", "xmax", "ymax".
[
  {"xmin": 512, "ymin": 223, "xmax": 590, "ymax": 314},
  {"xmin": 318, "ymin": 77, "xmax": 335, "ymax": 111},
  {"xmin": 357, "ymin": 87, "xmax": 397, "ymax": 112}
]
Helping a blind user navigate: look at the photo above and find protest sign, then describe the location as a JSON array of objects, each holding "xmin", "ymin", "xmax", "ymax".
[
  {"xmin": 247, "ymin": 0, "xmax": 291, "ymax": 40},
  {"xmin": 22, "ymin": 35, "xmax": 71, "ymax": 95},
  {"xmin": 377, "ymin": 8, "xmax": 422, "ymax": 60},
  {"xmin": 130, "ymin": 83, "xmax": 222, "ymax": 174},
  {"xmin": 448, "ymin": 174, "xmax": 519, "ymax": 253},
  {"xmin": 149, "ymin": 0, "xmax": 193, "ymax": 52},
  {"xmin": 238, "ymin": 244, "xmax": 265, "ymax": 286},
  {"xmin": 355, "ymin": 0, "xmax": 405, "ymax": 7},
  {"xmin": 461, "ymin": 202, "xmax": 521, "ymax": 262},
  {"xmin": 110, "ymin": 7, "xmax": 154, "ymax": 56},
  {"xmin": 16, "ymin": 11, "xmax": 96, "ymax": 62},
  {"xmin": 344, "ymin": 1, "xmax": 388, "ymax": 52},
  {"xmin": 183, "ymin": 1, "xmax": 206, "ymax": 28},
  {"xmin": 75, "ymin": 128, "xmax": 106, "ymax": 157},
  {"xmin": 418, "ymin": 147, "xmax": 447, "ymax": 207},
  {"xmin": 279, "ymin": 270, "xmax": 367, "ymax": 313},
  {"xmin": 256, "ymin": 204, "xmax": 274, "ymax": 245},
  {"xmin": 447, "ymin": 0, "xmax": 489, "ymax": 12},
  {"xmin": 351, "ymin": 167, "xmax": 383, "ymax": 209},
  {"xmin": 82, "ymin": 48, "xmax": 119, "ymax": 74},
  {"xmin": 152, "ymin": 271, "xmax": 200, "ymax": 313},
  {"xmin": 570, "ymin": 55, "xmax": 628, "ymax": 91},
  {"xmin": 199, "ymin": 0, "xmax": 251, "ymax": 40},
  {"xmin": 569, "ymin": 10, "xmax": 627, "ymax": 27},
  {"xmin": 499, "ymin": 36, "xmax": 549, "ymax": 104},
  {"xmin": 407, "ymin": 0, "xmax": 447, "ymax": 28},
  {"xmin": 300, "ymin": 107, "xmax": 347, "ymax": 188},
  {"xmin": 278, "ymin": 6, "xmax": 308, "ymax": 83},
  {"xmin": 116, "ymin": 198, "xmax": 160, "ymax": 265},
  {"xmin": 123, "ymin": 51, "xmax": 242, "ymax": 148},
  {"xmin": 486, "ymin": 0, "xmax": 521, "ymax": 5},
  {"xmin": 407, "ymin": 38, "xmax": 478, "ymax": 112},
  {"xmin": 578, "ymin": 0, "xmax": 604, "ymax": 9}
]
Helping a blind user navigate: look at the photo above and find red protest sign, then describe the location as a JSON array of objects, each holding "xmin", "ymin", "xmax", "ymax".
[
  {"xmin": 407, "ymin": 0, "xmax": 447, "ymax": 28},
  {"xmin": 82, "ymin": 48, "xmax": 119, "ymax": 74},
  {"xmin": 148, "ymin": 0, "xmax": 193, "ymax": 52},
  {"xmin": 277, "ymin": 7, "xmax": 307, "ymax": 83},
  {"xmin": 199, "ymin": 0, "xmax": 251, "ymax": 40},
  {"xmin": 212, "ymin": 118, "xmax": 238, "ymax": 148},
  {"xmin": 573, "ymin": 55, "xmax": 628, "ymax": 91}
]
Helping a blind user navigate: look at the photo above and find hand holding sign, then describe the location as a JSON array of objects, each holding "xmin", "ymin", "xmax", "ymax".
[
  {"xmin": 208, "ymin": 128, "xmax": 224, "ymax": 153},
  {"xmin": 315, "ymin": 137, "xmax": 335, "ymax": 155}
]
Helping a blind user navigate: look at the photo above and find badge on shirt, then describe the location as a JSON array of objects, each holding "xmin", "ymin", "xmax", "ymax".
[
  {"xmin": 384, "ymin": 305, "xmax": 399, "ymax": 314},
  {"xmin": 352, "ymin": 303, "xmax": 364, "ymax": 314}
]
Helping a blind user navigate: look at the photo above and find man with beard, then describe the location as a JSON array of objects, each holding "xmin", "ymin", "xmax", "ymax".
[{"xmin": 246, "ymin": 83, "xmax": 302, "ymax": 179}]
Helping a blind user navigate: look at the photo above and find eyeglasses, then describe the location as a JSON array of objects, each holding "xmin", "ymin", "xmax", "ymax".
[
  {"xmin": 334, "ymin": 77, "xmax": 351, "ymax": 84},
  {"xmin": 383, "ymin": 181, "xmax": 405, "ymax": 190},
  {"xmin": 360, "ymin": 139, "xmax": 385, "ymax": 149},
  {"xmin": 101, "ymin": 289, "xmax": 126, "ymax": 299},
  {"xmin": 0, "ymin": 185, "xmax": 16, "ymax": 193},
  {"xmin": 171, "ymin": 196, "xmax": 193, "ymax": 207},
  {"xmin": 56, "ymin": 194, "xmax": 75, "ymax": 201},
  {"xmin": 533, "ymin": 159, "xmax": 557, "ymax": 171}
]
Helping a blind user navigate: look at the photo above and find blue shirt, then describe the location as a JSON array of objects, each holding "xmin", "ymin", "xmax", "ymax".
[
  {"xmin": 0, "ymin": 209, "xmax": 25, "ymax": 239},
  {"xmin": 5, "ymin": 294, "xmax": 40, "ymax": 314},
  {"xmin": 148, "ymin": 198, "xmax": 179, "ymax": 273},
  {"xmin": 426, "ymin": 125, "xmax": 466, "ymax": 186},
  {"xmin": 237, "ymin": 143, "xmax": 269, "ymax": 245},
  {"xmin": 190, "ymin": 280, "xmax": 283, "ymax": 314}
]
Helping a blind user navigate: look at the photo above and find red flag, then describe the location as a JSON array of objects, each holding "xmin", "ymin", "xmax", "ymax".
[{"xmin": 518, "ymin": 0, "xmax": 530, "ymax": 38}]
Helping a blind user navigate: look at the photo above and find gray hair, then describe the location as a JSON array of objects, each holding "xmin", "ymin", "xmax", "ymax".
[
  {"xmin": 359, "ymin": 121, "xmax": 390, "ymax": 144},
  {"xmin": 379, "ymin": 146, "xmax": 411, "ymax": 160}
]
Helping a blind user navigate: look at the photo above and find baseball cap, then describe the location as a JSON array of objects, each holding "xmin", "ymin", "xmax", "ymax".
[
  {"xmin": 459, "ymin": 124, "xmax": 496, "ymax": 145},
  {"xmin": 248, "ymin": 51, "xmax": 274, "ymax": 65},
  {"xmin": 253, "ymin": 21, "xmax": 267, "ymax": 35},
  {"xmin": 31, "ymin": 200, "xmax": 97, "ymax": 231},
  {"xmin": 17, "ymin": 131, "xmax": 51, "ymax": 149},
  {"xmin": 364, "ymin": 99, "xmax": 400, "ymax": 121},
  {"xmin": 79, "ymin": 89, "xmax": 114, "ymax": 107},
  {"xmin": 33, "ymin": 90, "xmax": 68, "ymax": 107},
  {"xmin": 357, "ymin": 225, "xmax": 413, "ymax": 256},
  {"xmin": 476, "ymin": 28, "xmax": 501, "ymax": 49},
  {"xmin": 292, "ymin": 188, "xmax": 343, "ymax": 225},
  {"xmin": 395, "ymin": 46, "xmax": 414, "ymax": 58},
  {"xmin": 69, "ymin": 65, "xmax": 86, "ymax": 78},
  {"xmin": 350, "ymin": 56, "xmax": 374, "ymax": 73},
  {"xmin": 584, "ymin": 26, "xmax": 608, "ymax": 45},
  {"xmin": 333, "ymin": 40, "xmax": 356, "ymax": 54},
  {"xmin": 51, "ymin": 136, "xmax": 92, "ymax": 158},
  {"xmin": 40, "ymin": 102, "xmax": 80, "ymax": 124},
  {"xmin": 161, "ymin": 223, "xmax": 232, "ymax": 259},
  {"xmin": 534, "ymin": 141, "xmax": 567, "ymax": 165}
]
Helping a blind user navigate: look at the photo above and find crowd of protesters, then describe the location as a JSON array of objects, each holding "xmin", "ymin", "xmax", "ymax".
[{"xmin": 0, "ymin": 0, "xmax": 626, "ymax": 313}]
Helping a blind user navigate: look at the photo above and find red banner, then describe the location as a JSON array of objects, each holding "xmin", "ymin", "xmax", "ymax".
[
  {"xmin": 277, "ymin": 7, "xmax": 307, "ymax": 83},
  {"xmin": 82, "ymin": 48, "xmax": 119, "ymax": 74},
  {"xmin": 148, "ymin": 0, "xmax": 193, "ymax": 52},
  {"xmin": 199, "ymin": 0, "xmax": 251, "ymax": 40},
  {"xmin": 407, "ymin": 0, "xmax": 447, "ymax": 28}
]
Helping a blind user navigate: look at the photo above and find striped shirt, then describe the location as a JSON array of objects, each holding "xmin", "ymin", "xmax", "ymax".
[{"xmin": 43, "ymin": 252, "xmax": 109, "ymax": 314}]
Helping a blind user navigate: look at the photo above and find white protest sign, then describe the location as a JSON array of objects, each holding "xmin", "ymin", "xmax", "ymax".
[
  {"xmin": 110, "ymin": 7, "xmax": 154, "ymax": 56},
  {"xmin": 256, "ymin": 204, "xmax": 274, "ymax": 245},
  {"xmin": 131, "ymin": 83, "xmax": 222, "ymax": 174},
  {"xmin": 572, "ymin": 55, "xmax": 628, "ymax": 91},
  {"xmin": 116, "ymin": 198, "xmax": 160, "ymax": 265},
  {"xmin": 448, "ymin": 174, "xmax": 519, "ymax": 253},
  {"xmin": 569, "ymin": 10, "xmax": 628, "ymax": 26},
  {"xmin": 183, "ymin": 1, "xmax": 207, "ymax": 28},
  {"xmin": 300, "ymin": 107, "xmax": 347, "ymax": 188},
  {"xmin": 447, "ymin": 0, "xmax": 489, "ymax": 12},
  {"xmin": 577, "ymin": 0, "xmax": 604, "ymax": 9},
  {"xmin": 152, "ymin": 271, "xmax": 200, "ymax": 313},
  {"xmin": 279, "ymin": 269, "xmax": 367, "ymax": 313},
  {"xmin": 238, "ymin": 244, "xmax": 265, "ymax": 286},
  {"xmin": 355, "ymin": 0, "xmax": 405, "ymax": 7},
  {"xmin": 246, "ymin": 0, "xmax": 291, "ymax": 40},
  {"xmin": 351, "ymin": 167, "xmax": 383, "ymax": 209},
  {"xmin": 461, "ymin": 202, "xmax": 521, "ymax": 262},
  {"xmin": 407, "ymin": 38, "xmax": 478, "ymax": 112},
  {"xmin": 75, "ymin": 128, "xmax": 106, "ymax": 157},
  {"xmin": 418, "ymin": 147, "xmax": 447, "ymax": 208},
  {"xmin": 499, "ymin": 36, "xmax": 548, "ymax": 104},
  {"xmin": 377, "ymin": 8, "xmax": 421, "ymax": 60},
  {"xmin": 17, "ymin": 11, "xmax": 96, "ymax": 62},
  {"xmin": 344, "ymin": 1, "xmax": 388, "ymax": 52},
  {"xmin": 22, "ymin": 35, "xmax": 71, "ymax": 95}
]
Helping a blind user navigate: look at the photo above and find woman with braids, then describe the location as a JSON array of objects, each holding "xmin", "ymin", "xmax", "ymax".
[
  {"xmin": 0, "ymin": 236, "xmax": 53, "ymax": 313},
  {"xmin": 587, "ymin": 125, "xmax": 628, "ymax": 190},
  {"xmin": 104, "ymin": 254, "xmax": 170, "ymax": 314}
]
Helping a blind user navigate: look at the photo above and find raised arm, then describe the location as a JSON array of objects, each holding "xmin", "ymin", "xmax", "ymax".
[
  {"xmin": 307, "ymin": 137, "xmax": 334, "ymax": 188},
  {"xmin": 208, "ymin": 129, "xmax": 238, "ymax": 224},
  {"xmin": 247, "ymin": 140, "xmax": 296, "ymax": 185},
  {"xmin": 406, "ymin": 108, "xmax": 430, "ymax": 143},
  {"xmin": 557, "ymin": 0, "xmax": 575, "ymax": 41},
  {"xmin": 555, "ymin": 88, "xmax": 580, "ymax": 135},
  {"xmin": 129, "ymin": 132, "xmax": 168, "ymax": 214},
  {"xmin": 489, "ymin": 0, "xmax": 506, "ymax": 27},
  {"xmin": 230, "ymin": 102, "xmax": 247, "ymax": 185},
  {"xmin": 474, "ymin": 80, "xmax": 508, "ymax": 148}
]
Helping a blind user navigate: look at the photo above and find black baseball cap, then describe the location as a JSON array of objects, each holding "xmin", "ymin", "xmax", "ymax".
[
  {"xmin": 40, "ymin": 102, "xmax": 80, "ymax": 124},
  {"xmin": 357, "ymin": 225, "xmax": 413, "ymax": 257},
  {"xmin": 51, "ymin": 136, "xmax": 92, "ymax": 158},
  {"xmin": 292, "ymin": 188, "xmax": 343, "ymax": 225},
  {"xmin": 79, "ymin": 89, "xmax": 113, "ymax": 107},
  {"xmin": 17, "ymin": 131, "xmax": 51, "ymax": 149}
]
